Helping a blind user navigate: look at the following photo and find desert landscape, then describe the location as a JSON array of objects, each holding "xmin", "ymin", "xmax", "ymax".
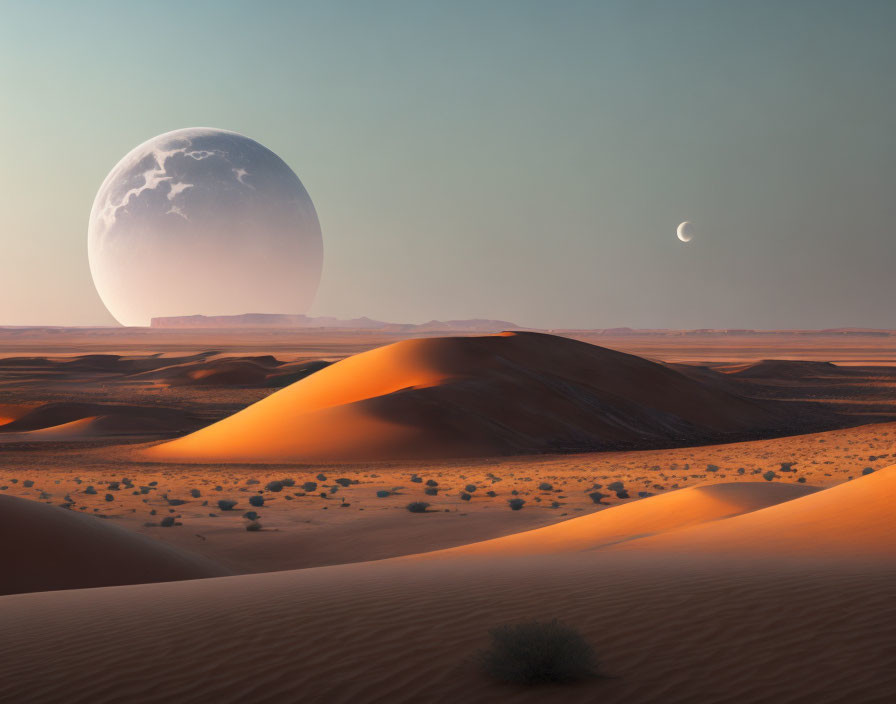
[
  {"xmin": 1, "ymin": 327, "xmax": 894, "ymax": 702},
  {"xmin": 4, "ymin": 3, "xmax": 896, "ymax": 701}
]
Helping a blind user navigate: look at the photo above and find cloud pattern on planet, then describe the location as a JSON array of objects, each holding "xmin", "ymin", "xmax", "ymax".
[{"xmin": 88, "ymin": 128, "xmax": 323, "ymax": 327}]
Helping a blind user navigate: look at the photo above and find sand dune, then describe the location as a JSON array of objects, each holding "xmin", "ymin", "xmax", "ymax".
[
  {"xmin": 0, "ymin": 468, "xmax": 893, "ymax": 701},
  {"xmin": 0, "ymin": 401, "xmax": 200, "ymax": 440},
  {"xmin": 0, "ymin": 403, "xmax": 36, "ymax": 426},
  {"xmin": 0, "ymin": 494, "xmax": 228, "ymax": 595},
  {"xmin": 148, "ymin": 332, "xmax": 788, "ymax": 463},
  {"xmin": 0, "ymin": 475, "xmax": 892, "ymax": 702},
  {"xmin": 615, "ymin": 464, "xmax": 896, "ymax": 557},
  {"xmin": 424, "ymin": 482, "xmax": 817, "ymax": 558},
  {"xmin": 131, "ymin": 356, "xmax": 330, "ymax": 387}
]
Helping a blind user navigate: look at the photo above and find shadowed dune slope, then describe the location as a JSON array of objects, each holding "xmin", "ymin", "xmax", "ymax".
[
  {"xmin": 0, "ymin": 510, "xmax": 892, "ymax": 702},
  {"xmin": 0, "ymin": 402, "xmax": 200, "ymax": 440},
  {"xmin": 613, "ymin": 465, "xmax": 896, "ymax": 557},
  {"xmin": 422, "ymin": 482, "xmax": 818, "ymax": 558},
  {"xmin": 0, "ymin": 495, "xmax": 229, "ymax": 595},
  {"xmin": 148, "ymin": 332, "xmax": 786, "ymax": 463}
]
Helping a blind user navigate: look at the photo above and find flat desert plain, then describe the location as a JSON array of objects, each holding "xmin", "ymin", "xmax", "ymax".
[{"xmin": 1, "ymin": 328, "xmax": 894, "ymax": 703}]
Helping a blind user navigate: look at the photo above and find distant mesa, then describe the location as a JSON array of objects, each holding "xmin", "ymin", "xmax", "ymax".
[
  {"xmin": 150, "ymin": 313, "xmax": 523, "ymax": 332},
  {"xmin": 147, "ymin": 331, "xmax": 791, "ymax": 463},
  {"xmin": 721, "ymin": 359, "xmax": 845, "ymax": 379}
]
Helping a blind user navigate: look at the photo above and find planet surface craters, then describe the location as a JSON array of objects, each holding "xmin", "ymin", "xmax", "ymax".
[
  {"xmin": 88, "ymin": 127, "xmax": 323, "ymax": 327},
  {"xmin": 676, "ymin": 221, "xmax": 695, "ymax": 243}
]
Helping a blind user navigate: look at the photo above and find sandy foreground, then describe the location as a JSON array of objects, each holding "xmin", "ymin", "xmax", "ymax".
[
  {"xmin": 1, "ymin": 331, "xmax": 895, "ymax": 702},
  {"xmin": 0, "ymin": 471, "xmax": 893, "ymax": 703}
]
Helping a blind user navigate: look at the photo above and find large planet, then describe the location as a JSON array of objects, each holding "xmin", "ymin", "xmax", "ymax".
[{"xmin": 88, "ymin": 127, "xmax": 323, "ymax": 327}]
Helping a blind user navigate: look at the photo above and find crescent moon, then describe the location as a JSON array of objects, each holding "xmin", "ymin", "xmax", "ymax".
[{"xmin": 676, "ymin": 221, "xmax": 694, "ymax": 243}]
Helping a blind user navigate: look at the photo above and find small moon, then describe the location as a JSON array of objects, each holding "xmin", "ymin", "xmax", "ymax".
[{"xmin": 676, "ymin": 221, "xmax": 695, "ymax": 243}]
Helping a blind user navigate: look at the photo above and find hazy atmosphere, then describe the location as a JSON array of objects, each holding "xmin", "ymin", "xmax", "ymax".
[{"xmin": 2, "ymin": 0, "xmax": 894, "ymax": 328}]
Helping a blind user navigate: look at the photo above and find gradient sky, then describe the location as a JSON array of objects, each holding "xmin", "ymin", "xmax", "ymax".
[{"xmin": 2, "ymin": 0, "xmax": 895, "ymax": 329}]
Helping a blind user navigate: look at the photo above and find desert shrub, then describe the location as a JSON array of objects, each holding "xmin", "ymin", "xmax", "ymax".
[
  {"xmin": 335, "ymin": 478, "xmax": 353, "ymax": 487},
  {"xmin": 538, "ymin": 482, "xmax": 553, "ymax": 491},
  {"xmin": 615, "ymin": 490, "xmax": 629, "ymax": 499},
  {"xmin": 243, "ymin": 510, "xmax": 259, "ymax": 520},
  {"xmin": 763, "ymin": 471, "xmax": 776, "ymax": 482},
  {"xmin": 424, "ymin": 487, "xmax": 438, "ymax": 496},
  {"xmin": 862, "ymin": 467, "xmax": 874, "ymax": 475},
  {"xmin": 246, "ymin": 521, "xmax": 262, "ymax": 531},
  {"xmin": 23, "ymin": 480, "xmax": 34, "ymax": 488},
  {"xmin": 249, "ymin": 495, "xmax": 264, "ymax": 507},
  {"xmin": 460, "ymin": 492, "xmax": 472, "ymax": 501},
  {"xmin": 281, "ymin": 478, "xmax": 295, "ymax": 487},
  {"xmin": 217, "ymin": 499, "xmax": 237, "ymax": 511},
  {"xmin": 302, "ymin": 481, "xmax": 317, "ymax": 492},
  {"xmin": 478, "ymin": 619, "xmax": 597, "ymax": 684},
  {"xmin": 406, "ymin": 502, "xmax": 430, "ymax": 513},
  {"xmin": 797, "ymin": 477, "xmax": 807, "ymax": 483},
  {"xmin": 265, "ymin": 480, "xmax": 284, "ymax": 492},
  {"xmin": 160, "ymin": 516, "xmax": 175, "ymax": 527},
  {"xmin": 376, "ymin": 490, "xmax": 391, "ymax": 498},
  {"xmin": 84, "ymin": 485, "xmax": 97, "ymax": 495},
  {"xmin": 316, "ymin": 473, "xmax": 327, "ymax": 481},
  {"xmin": 425, "ymin": 479, "xmax": 438, "ymax": 487},
  {"xmin": 411, "ymin": 475, "xmax": 423, "ymax": 483},
  {"xmin": 190, "ymin": 488, "xmax": 201, "ymax": 498},
  {"xmin": 246, "ymin": 478, "xmax": 260, "ymax": 485},
  {"xmin": 637, "ymin": 491, "xmax": 654, "ymax": 498},
  {"xmin": 508, "ymin": 498, "xmax": 525, "ymax": 511},
  {"xmin": 607, "ymin": 481, "xmax": 624, "ymax": 492},
  {"xmin": 168, "ymin": 498, "xmax": 186, "ymax": 506},
  {"xmin": 104, "ymin": 494, "xmax": 114, "ymax": 502},
  {"xmin": 588, "ymin": 491, "xmax": 607, "ymax": 504},
  {"xmin": 465, "ymin": 484, "xmax": 477, "ymax": 493},
  {"xmin": 486, "ymin": 490, "xmax": 497, "ymax": 497},
  {"xmin": 706, "ymin": 465, "xmax": 719, "ymax": 472}
]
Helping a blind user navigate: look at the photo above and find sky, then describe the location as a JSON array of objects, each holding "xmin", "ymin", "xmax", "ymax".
[{"xmin": 1, "ymin": 0, "xmax": 895, "ymax": 329}]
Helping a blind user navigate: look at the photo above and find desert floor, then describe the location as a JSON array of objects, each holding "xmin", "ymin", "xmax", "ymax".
[{"xmin": 1, "ymin": 329, "xmax": 894, "ymax": 703}]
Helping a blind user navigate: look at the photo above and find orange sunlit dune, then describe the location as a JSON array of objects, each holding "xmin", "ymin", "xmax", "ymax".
[
  {"xmin": 417, "ymin": 481, "xmax": 818, "ymax": 558},
  {"xmin": 147, "ymin": 331, "xmax": 790, "ymax": 463},
  {"xmin": 612, "ymin": 464, "xmax": 896, "ymax": 557}
]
